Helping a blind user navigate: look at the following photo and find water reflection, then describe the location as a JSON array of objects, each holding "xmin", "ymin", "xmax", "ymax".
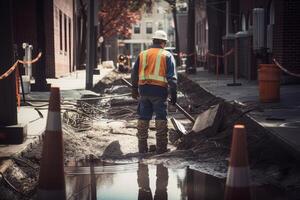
[
  {"xmin": 186, "ymin": 167, "xmax": 224, "ymax": 200},
  {"xmin": 65, "ymin": 163, "xmax": 287, "ymax": 200},
  {"xmin": 137, "ymin": 164, "xmax": 168, "ymax": 200}
]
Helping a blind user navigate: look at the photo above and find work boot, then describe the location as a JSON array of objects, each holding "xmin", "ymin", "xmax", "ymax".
[
  {"xmin": 155, "ymin": 120, "xmax": 168, "ymax": 154},
  {"xmin": 137, "ymin": 120, "xmax": 150, "ymax": 153}
]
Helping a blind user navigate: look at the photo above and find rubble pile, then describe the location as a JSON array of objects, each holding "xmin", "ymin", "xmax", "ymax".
[{"xmin": 0, "ymin": 71, "xmax": 299, "ymax": 199}]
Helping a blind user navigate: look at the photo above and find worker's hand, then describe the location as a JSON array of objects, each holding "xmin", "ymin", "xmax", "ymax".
[
  {"xmin": 170, "ymin": 90, "xmax": 177, "ymax": 105},
  {"xmin": 132, "ymin": 88, "xmax": 139, "ymax": 99}
]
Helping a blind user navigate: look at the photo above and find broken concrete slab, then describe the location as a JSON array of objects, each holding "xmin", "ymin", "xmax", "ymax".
[{"xmin": 191, "ymin": 103, "xmax": 224, "ymax": 137}]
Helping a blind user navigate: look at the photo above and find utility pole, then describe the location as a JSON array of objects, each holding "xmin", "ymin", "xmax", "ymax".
[
  {"xmin": 186, "ymin": 0, "xmax": 196, "ymax": 74},
  {"xmin": 86, "ymin": 0, "xmax": 96, "ymax": 89},
  {"xmin": 93, "ymin": 0, "xmax": 100, "ymax": 74},
  {"xmin": 0, "ymin": 0, "xmax": 26, "ymax": 144},
  {"xmin": 172, "ymin": 2, "xmax": 181, "ymax": 66}
]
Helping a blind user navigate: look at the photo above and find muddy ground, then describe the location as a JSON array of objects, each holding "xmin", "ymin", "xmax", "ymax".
[{"xmin": 0, "ymin": 70, "xmax": 299, "ymax": 199}]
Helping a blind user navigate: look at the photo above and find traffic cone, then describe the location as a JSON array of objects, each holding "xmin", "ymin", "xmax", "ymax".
[
  {"xmin": 38, "ymin": 87, "xmax": 66, "ymax": 200},
  {"xmin": 224, "ymin": 124, "xmax": 251, "ymax": 200}
]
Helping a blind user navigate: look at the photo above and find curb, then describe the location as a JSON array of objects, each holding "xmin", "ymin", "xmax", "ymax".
[{"xmin": 178, "ymin": 72, "xmax": 299, "ymax": 160}]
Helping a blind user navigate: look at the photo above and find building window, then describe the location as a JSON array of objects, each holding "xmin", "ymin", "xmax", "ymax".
[
  {"xmin": 134, "ymin": 23, "xmax": 141, "ymax": 34},
  {"xmin": 146, "ymin": 22, "xmax": 153, "ymax": 34},
  {"xmin": 157, "ymin": 22, "xmax": 163, "ymax": 30},
  {"xmin": 145, "ymin": 2, "xmax": 152, "ymax": 14},
  {"xmin": 64, "ymin": 14, "xmax": 67, "ymax": 52},
  {"xmin": 59, "ymin": 10, "xmax": 63, "ymax": 51}
]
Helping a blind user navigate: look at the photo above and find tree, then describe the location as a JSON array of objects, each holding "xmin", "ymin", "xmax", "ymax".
[
  {"xmin": 76, "ymin": 0, "xmax": 146, "ymax": 66},
  {"xmin": 98, "ymin": 0, "xmax": 145, "ymax": 39},
  {"xmin": 97, "ymin": 0, "xmax": 146, "ymax": 61}
]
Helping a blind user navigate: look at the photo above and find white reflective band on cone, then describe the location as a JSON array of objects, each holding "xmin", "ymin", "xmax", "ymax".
[
  {"xmin": 226, "ymin": 166, "xmax": 251, "ymax": 187},
  {"xmin": 46, "ymin": 111, "xmax": 62, "ymax": 132}
]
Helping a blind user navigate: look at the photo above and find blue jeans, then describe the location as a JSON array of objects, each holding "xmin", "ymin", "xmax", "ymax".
[{"xmin": 137, "ymin": 96, "xmax": 168, "ymax": 120}]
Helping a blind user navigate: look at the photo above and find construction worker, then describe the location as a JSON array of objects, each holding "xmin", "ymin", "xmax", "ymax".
[{"xmin": 131, "ymin": 30, "xmax": 177, "ymax": 154}]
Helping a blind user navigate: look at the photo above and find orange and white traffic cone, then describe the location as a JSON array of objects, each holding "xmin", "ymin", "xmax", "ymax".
[
  {"xmin": 38, "ymin": 87, "xmax": 66, "ymax": 200},
  {"xmin": 224, "ymin": 124, "xmax": 251, "ymax": 200}
]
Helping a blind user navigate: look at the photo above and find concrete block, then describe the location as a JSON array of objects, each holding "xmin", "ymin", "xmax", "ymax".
[
  {"xmin": 0, "ymin": 124, "xmax": 27, "ymax": 144},
  {"xmin": 191, "ymin": 103, "xmax": 224, "ymax": 136}
]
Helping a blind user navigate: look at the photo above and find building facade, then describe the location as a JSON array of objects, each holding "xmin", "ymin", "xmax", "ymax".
[
  {"xmin": 53, "ymin": 0, "xmax": 74, "ymax": 77},
  {"xmin": 193, "ymin": 0, "xmax": 300, "ymax": 81},
  {"xmin": 119, "ymin": 0, "xmax": 175, "ymax": 63},
  {"xmin": 13, "ymin": 0, "xmax": 74, "ymax": 78}
]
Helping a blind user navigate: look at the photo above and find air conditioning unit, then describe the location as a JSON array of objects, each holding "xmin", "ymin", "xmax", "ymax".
[{"xmin": 253, "ymin": 8, "xmax": 265, "ymax": 50}]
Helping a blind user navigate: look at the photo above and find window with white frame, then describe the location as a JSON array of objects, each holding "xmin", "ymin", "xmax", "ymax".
[
  {"xmin": 146, "ymin": 22, "xmax": 153, "ymax": 34},
  {"xmin": 133, "ymin": 23, "xmax": 141, "ymax": 34}
]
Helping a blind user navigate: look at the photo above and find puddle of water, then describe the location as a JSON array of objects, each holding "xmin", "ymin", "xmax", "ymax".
[{"xmin": 65, "ymin": 163, "xmax": 288, "ymax": 200}]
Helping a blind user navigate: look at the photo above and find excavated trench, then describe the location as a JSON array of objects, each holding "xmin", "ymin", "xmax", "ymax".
[{"xmin": 0, "ymin": 71, "xmax": 299, "ymax": 199}]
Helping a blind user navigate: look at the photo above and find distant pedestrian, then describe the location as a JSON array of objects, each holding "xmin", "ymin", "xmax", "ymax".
[{"xmin": 131, "ymin": 30, "xmax": 177, "ymax": 154}]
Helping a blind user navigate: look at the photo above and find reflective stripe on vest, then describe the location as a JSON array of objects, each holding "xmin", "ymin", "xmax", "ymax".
[{"xmin": 139, "ymin": 49, "xmax": 167, "ymax": 83}]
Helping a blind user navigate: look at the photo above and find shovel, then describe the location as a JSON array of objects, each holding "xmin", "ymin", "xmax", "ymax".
[{"xmin": 121, "ymin": 78, "xmax": 195, "ymax": 135}]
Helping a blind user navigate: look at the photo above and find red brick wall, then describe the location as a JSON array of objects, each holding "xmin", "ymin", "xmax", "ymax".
[
  {"xmin": 236, "ymin": 0, "xmax": 300, "ymax": 77},
  {"xmin": 53, "ymin": 0, "xmax": 74, "ymax": 77},
  {"xmin": 273, "ymin": 0, "xmax": 300, "ymax": 73},
  {"xmin": 13, "ymin": 0, "xmax": 74, "ymax": 78}
]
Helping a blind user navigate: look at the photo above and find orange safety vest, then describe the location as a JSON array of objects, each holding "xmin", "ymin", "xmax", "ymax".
[{"xmin": 138, "ymin": 48, "xmax": 168, "ymax": 88}]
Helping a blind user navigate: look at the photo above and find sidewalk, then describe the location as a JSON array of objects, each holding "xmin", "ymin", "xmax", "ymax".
[
  {"xmin": 180, "ymin": 68, "xmax": 300, "ymax": 158},
  {"xmin": 0, "ymin": 67, "xmax": 112, "ymax": 158}
]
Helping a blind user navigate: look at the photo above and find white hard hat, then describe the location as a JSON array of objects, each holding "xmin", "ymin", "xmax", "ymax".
[{"xmin": 152, "ymin": 30, "xmax": 168, "ymax": 41}]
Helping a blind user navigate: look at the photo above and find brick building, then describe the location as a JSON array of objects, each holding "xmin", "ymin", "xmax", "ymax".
[
  {"xmin": 13, "ymin": 0, "xmax": 74, "ymax": 78},
  {"xmin": 193, "ymin": 0, "xmax": 300, "ymax": 81}
]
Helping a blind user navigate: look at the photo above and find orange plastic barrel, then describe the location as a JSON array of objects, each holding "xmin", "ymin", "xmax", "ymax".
[{"xmin": 258, "ymin": 64, "xmax": 281, "ymax": 103}]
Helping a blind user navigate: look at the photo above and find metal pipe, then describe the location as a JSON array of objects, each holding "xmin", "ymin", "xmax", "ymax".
[{"xmin": 121, "ymin": 78, "xmax": 195, "ymax": 123}]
